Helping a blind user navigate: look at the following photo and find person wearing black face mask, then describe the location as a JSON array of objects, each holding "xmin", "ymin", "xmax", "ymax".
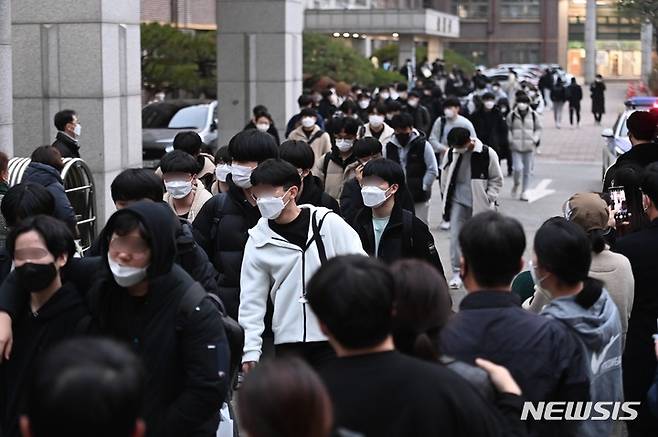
[{"xmin": 0, "ymin": 215, "xmax": 89, "ymax": 437}]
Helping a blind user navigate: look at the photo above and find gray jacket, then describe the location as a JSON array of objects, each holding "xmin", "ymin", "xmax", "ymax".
[
  {"xmin": 541, "ymin": 281, "xmax": 623, "ymax": 437},
  {"xmin": 507, "ymin": 108, "xmax": 542, "ymax": 153}
]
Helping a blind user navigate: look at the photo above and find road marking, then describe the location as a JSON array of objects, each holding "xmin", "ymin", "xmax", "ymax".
[{"xmin": 525, "ymin": 179, "xmax": 556, "ymax": 203}]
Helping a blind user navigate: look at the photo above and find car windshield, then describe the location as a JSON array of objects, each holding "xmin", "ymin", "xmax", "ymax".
[{"xmin": 168, "ymin": 106, "xmax": 207, "ymax": 129}]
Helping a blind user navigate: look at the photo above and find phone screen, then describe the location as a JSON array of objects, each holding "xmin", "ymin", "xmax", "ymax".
[{"xmin": 608, "ymin": 186, "xmax": 629, "ymax": 225}]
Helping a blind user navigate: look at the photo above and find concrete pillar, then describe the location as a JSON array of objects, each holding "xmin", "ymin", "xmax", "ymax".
[
  {"xmin": 398, "ymin": 34, "xmax": 415, "ymax": 72},
  {"xmin": 12, "ymin": 0, "xmax": 142, "ymax": 224},
  {"xmin": 557, "ymin": 0, "xmax": 569, "ymax": 69},
  {"xmin": 641, "ymin": 20, "xmax": 653, "ymax": 84},
  {"xmin": 0, "ymin": 0, "xmax": 12, "ymax": 155},
  {"xmin": 217, "ymin": 0, "xmax": 303, "ymax": 145},
  {"xmin": 427, "ymin": 37, "xmax": 443, "ymax": 63},
  {"xmin": 584, "ymin": 0, "xmax": 596, "ymax": 83},
  {"xmin": 354, "ymin": 37, "xmax": 372, "ymax": 59}
]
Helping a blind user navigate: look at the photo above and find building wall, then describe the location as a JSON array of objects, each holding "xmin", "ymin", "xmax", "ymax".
[{"xmin": 141, "ymin": 0, "xmax": 216, "ymax": 29}]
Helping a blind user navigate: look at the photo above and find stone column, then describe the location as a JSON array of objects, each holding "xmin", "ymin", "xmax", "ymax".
[
  {"xmin": 12, "ymin": 0, "xmax": 142, "ymax": 224},
  {"xmin": 353, "ymin": 37, "xmax": 372, "ymax": 59},
  {"xmin": 584, "ymin": 0, "xmax": 596, "ymax": 83},
  {"xmin": 427, "ymin": 37, "xmax": 443, "ymax": 63},
  {"xmin": 0, "ymin": 0, "xmax": 12, "ymax": 155},
  {"xmin": 398, "ymin": 34, "xmax": 415, "ymax": 75},
  {"xmin": 217, "ymin": 0, "xmax": 303, "ymax": 145},
  {"xmin": 641, "ymin": 20, "xmax": 653, "ymax": 84}
]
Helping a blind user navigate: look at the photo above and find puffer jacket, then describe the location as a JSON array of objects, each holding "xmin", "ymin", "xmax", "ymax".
[
  {"xmin": 288, "ymin": 125, "xmax": 332, "ymax": 162},
  {"xmin": 507, "ymin": 108, "xmax": 542, "ymax": 153},
  {"xmin": 312, "ymin": 148, "xmax": 357, "ymax": 201},
  {"xmin": 22, "ymin": 162, "xmax": 77, "ymax": 233}
]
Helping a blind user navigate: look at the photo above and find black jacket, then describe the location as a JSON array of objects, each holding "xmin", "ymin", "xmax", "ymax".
[
  {"xmin": 566, "ymin": 84, "xmax": 583, "ymax": 105},
  {"xmin": 193, "ymin": 177, "xmax": 261, "ymax": 320},
  {"xmin": 603, "ymin": 142, "xmax": 658, "ymax": 190},
  {"xmin": 385, "ymin": 135, "xmax": 430, "ymax": 202},
  {"xmin": 614, "ymin": 220, "xmax": 658, "ymax": 435},
  {"xmin": 590, "ymin": 82, "xmax": 606, "ymax": 114},
  {"xmin": 352, "ymin": 204, "xmax": 444, "ymax": 277},
  {"xmin": 22, "ymin": 162, "xmax": 77, "ymax": 233},
  {"xmin": 89, "ymin": 202, "xmax": 229, "ymax": 437},
  {"xmin": 407, "ymin": 104, "xmax": 432, "ymax": 137},
  {"xmin": 471, "ymin": 108, "xmax": 509, "ymax": 152},
  {"xmin": 242, "ymin": 121, "xmax": 280, "ymax": 145},
  {"xmin": 51, "ymin": 131, "xmax": 80, "ymax": 158},
  {"xmin": 298, "ymin": 174, "xmax": 339, "ymax": 213},
  {"xmin": 339, "ymin": 177, "xmax": 415, "ymax": 226},
  {"xmin": 441, "ymin": 291, "xmax": 590, "ymax": 437},
  {"xmin": 550, "ymin": 85, "xmax": 567, "ymax": 103},
  {"xmin": 0, "ymin": 283, "xmax": 88, "ymax": 437}
]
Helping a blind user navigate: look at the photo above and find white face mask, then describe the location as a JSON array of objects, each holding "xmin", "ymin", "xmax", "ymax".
[
  {"xmin": 231, "ymin": 164, "xmax": 254, "ymax": 189},
  {"xmin": 73, "ymin": 123, "xmax": 82, "ymax": 137},
  {"xmin": 369, "ymin": 114, "xmax": 385, "ymax": 127},
  {"xmin": 517, "ymin": 103, "xmax": 529, "ymax": 111},
  {"xmin": 164, "ymin": 180, "xmax": 193, "ymax": 199},
  {"xmin": 215, "ymin": 163, "xmax": 231, "ymax": 182},
  {"xmin": 358, "ymin": 100, "xmax": 370, "ymax": 109},
  {"xmin": 336, "ymin": 139, "xmax": 354, "ymax": 152},
  {"xmin": 108, "ymin": 255, "xmax": 148, "ymax": 288},
  {"xmin": 380, "ymin": 92, "xmax": 390, "ymax": 100},
  {"xmin": 483, "ymin": 101, "xmax": 495, "ymax": 110},
  {"xmin": 444, "ymin": 108, "xmax": 456, "ymax": 119},
  {"xmin": 256, "ymin": 122, "xmax": 270, "ymax": 132},
  {"xmin": 529, "ymin": 261, "xmax": 552, "ymax": 300},
  {"xmin": 492, "ymin": 86, "xmax": 500, "ymax": 92},
  {"xmin": 301, "ymin": 117, "xmax": 316, "ymax": 129},
  {"xmin": 407, "ymin": 99, "xmax": 419, "ymax": 108},
  {"xmin": 390, "ymin": 91, "xmax": 400, "ymax": 101},
  {"xmin": 256, "ymin": 189, "xmax": 291, "ymax": 220},
  {"xmin": 361, "ymin": 185, "xmax": 391, "ymax": 208}
]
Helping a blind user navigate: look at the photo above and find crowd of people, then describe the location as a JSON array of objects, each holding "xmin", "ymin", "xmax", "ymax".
[{"xmin": 0, "ymin": 67, "xmax": 651, "ymax": 437}]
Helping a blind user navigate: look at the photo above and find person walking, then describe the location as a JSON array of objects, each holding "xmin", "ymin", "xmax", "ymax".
[
  {"xmin": 550, "ymin": 78, "xmax": 567, "ymax": 129},
  {"xmin": 567, "ymin": 78, "xmax": 583, "ymax": 127},
  {"xmin": 591, "ymin": 74, "xmax": 606, "ymax": 125},
  {"xmin": 507, "ymin": 95, "xmax": 542, "ymax": 201}
]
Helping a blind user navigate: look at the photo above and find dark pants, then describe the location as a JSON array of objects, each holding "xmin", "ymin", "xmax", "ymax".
[
  {"xmin": 275, "ymin": 341, "xmax": 336, "ymax": 370},
  {"xmin": 594, "ymin": 112, "xmax": 603, "ymax": 123},
  {"xmin": 569, "ymin": 103, "xmax": 581, "ymax": 125}
]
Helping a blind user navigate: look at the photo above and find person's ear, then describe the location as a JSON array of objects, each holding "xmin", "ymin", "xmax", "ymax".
[
  {"xmin": 56, "ymin": 253, "xmax": 69, "ymax": 269},
  {"xmin": 132, "ymin": 419, "xmax": 146, "ymax": 437},
  {"xmin": 288, "ymin": 186, "xmax": 299, "ymax": 202},
  {"xmin": 388, "ymin": 184, "xmax": 399, "ymax": 196},
  {"xmin": 19, "ymin": 416, "xmax": 32, "ymax": 437}
]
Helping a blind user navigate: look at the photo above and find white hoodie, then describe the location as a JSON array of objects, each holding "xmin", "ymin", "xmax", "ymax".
[{"xmin": 239, "ymin": 205, "xmax": 366, "ymax": 363}]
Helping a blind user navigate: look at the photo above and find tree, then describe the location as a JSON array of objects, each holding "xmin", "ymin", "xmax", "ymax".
[
  {"xmin": 618, "ymin": 1, "xmax": 658, "ymax": 29},
  {"xmin": 141, "ymin": 23, "xmax": 216, "ymax": 98}
]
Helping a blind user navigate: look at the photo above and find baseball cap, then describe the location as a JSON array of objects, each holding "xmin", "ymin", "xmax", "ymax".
[{"xmin": 563, "ymin": 193, "xmax": 609, "ymax": 232}]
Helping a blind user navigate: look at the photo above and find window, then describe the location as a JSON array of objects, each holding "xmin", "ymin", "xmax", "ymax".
[
  {"xmin": 500, "ymin": 0, "xmax": 540, "ymax": 19},
  {"xmin": 452, "ymin": 0, "xmax": 488, "ymax": 19},
  {"xmin": 449, "ymin": 42, "xmax": 489, "ymax": 65},
  {"xmin": 499, "ymin": 43, "xmax": 541, "ymax": 64}
]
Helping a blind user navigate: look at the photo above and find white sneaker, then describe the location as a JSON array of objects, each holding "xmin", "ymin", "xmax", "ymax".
[
  {"xmin": 449, "ymin": 274, "xmax": 462, "ymax": 289},
  {"xmin": 440, "ymin": 221, "xmax": 451, "ymax": 231},
  {"xmin": 520, "ymin": 191, "xmax": 529, "ymax": 201}
]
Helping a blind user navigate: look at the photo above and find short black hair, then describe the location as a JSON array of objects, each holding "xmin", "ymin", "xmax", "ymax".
[
  {"xmin": 307, "ymin": 255, "xmax": 393, "ymax": 349},
  {"xmin": 627, "ymin": 111, "xmax": 657, "ymax": 142},
  {"xmin": 459, "ymin": 212, "xmax": 526, "ymax": 288},
  {"xmin": 53, "ymin": 110, "xmax": 77, "ymax": 131},
  {"xmin": 26, "ymin": 338, "xmax": 144, "ymax": 437},
  {"xmin": 110, "ymin": 169, "xmax": 164, "ymax": 203},
  {"xmin": 173, "ymin": 131, "xmax": 203, "ymax": 155},
  {"xmin": 641, "ymin": 162, "xmax": 658, "ymax": 205},
  {"xmin": 279, "ymin": 140, "xmax": 315, "ymax": 171},
  {"xmin": 385, "ymin": 100, "xmax": 403, "ymax": 113},
  {"xmin": 447, "ymin": 127, "xmax": 471, "ymax": 147},
  {"xmin": 443, "ymin": 97, "xmax": 461, "ymax": 109},
  {"xmin": 408, "ymin": 90, "xmax": 420, "ymax": 98},
  {"xmin": 534, "ymin": 217, "xmax": 592, "ymax": 286},
  {"xmin": 299, "ymin": 108, "xmax": 319, "ymax": 119},
  {"xmin": 109, "ymin": 210, "xmax": 151, "ymax": 244},
  {"xmin": 481, "ymin": 92, "xmax": 495, "ymax": 101},
  {"xmin": 31, "ymin": 145, "xmax": 63, "ymax": 171},
  {"xmin": 368, "ymin": 102, "xmax": 387, "ymax": 115},
  {"xmin": 1, "ymin": 182, "xmax": 55, "ymax": 228},
  {"xmin": 516, "ymin": 94, "xmax": 531, "ymax": 104},
  {"xmin": 353, "ymin": 137, "xmax": 382, "ymax": 159},
  {"xmin": 253, "ymin": 110, "xmax": 273, "ymax": 123},
  {"xmin": 250, "ymin": 158, "xmax": 302, "ymax": 190},
  {"xmin": 330, "ymin": 116, "xmax": 361, "ymax": 136},
  {"xmin": 389, "ymin": 113, "xmax": 414, "ymax": 130},
  {"xmin": 339, "ymin": 100, "xmax": 358, "ymax": 115},
  {"xmin": 160, "ymin": 150, "xmax": 201, "ymax": 175},
  {"xmin": 298, "ymin": 95, "xmax": 313, "ymax": 108},
  {"xmin": 396, "ymin": 83, "xmax": 408, "ymax": 92},
  {"xmin": 7, "ymin": 214, "xmax": 75, "ymax": 261},
  {"xmin": 228, "ymin": 130, "xmax": 278, "ymax": 163},
  {"xmin": 252, "ymin": 104, "xmax": 268, "ymax": 117},
  {"xmin": 214, "ymin": 145, "xmax": 231, "ymax": 164},
  {"xmin": 362, "ymin": 158, "xmax": 405, "ymax": 187}
]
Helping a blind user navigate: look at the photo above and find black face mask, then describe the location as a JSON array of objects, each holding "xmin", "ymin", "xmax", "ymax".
[
  {"xmin": 396, "ymin": 133, "xmax": 411, "ymax": 146},
  {"xmin": 15, "ymin": 263, "xmax": 58, "ymax": 293}
]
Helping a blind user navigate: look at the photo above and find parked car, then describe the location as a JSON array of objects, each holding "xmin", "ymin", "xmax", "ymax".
[
  {"xmin": 601, "ymin": 96, "xmax": 658, "ymax": 178},
  {"xmin": 142, "ymin": 100, "xmax": 218, "ymax": 168}
]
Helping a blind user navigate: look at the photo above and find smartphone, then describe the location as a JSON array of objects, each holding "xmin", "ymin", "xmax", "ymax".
[{"xmin": 608, "ymin": 186, "xmax": 629, "ymax": 225}]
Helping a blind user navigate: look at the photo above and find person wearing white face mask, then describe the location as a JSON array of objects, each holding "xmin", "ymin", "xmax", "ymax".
[
  {"xmin": 51, "ymin": 109, "xmax": 82, "ymax": 159},
  {"xmin": 161, "ymin": 150, "xmax": 212, "ymax": 223},
  {"xmin": 244, "ymin": 106, "xmax": 280, "ymax": 146},
  {"xmin": 360, "ymin": 102, "xmax": 395, "ymax": 148},
  {"xmin": 211, "ymin": 145, "xmax": 231, "ymax": 195},
  {"xmin": 350, "ymin": 159, "xmax": 444, "ymax": 275},
  {"xmin": 405, "ymin": 91, "xmax": 432, "ymax": 137},
  {"xmin": 471, "ymin": 93, "xmax": 511, "ymax": 179},
  {"xmin": 429, "ymin": 97, "xmax": 477, "ymax": 160},
  {"xmin": 287, "ymin": 108, "xmax": 332, "ymax": 162},
  {"xmin": 239, "ymin": 158, "xmax": 365, "ymax": 373},
  {"xmin": 507, "ymin": 94, "xmax": 542, "ymax": 201}
]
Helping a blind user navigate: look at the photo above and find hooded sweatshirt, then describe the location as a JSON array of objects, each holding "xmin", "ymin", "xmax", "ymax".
[
  {"xmin": 90, "ymin": 202, "xmax": 229, "ymax": 437},
  {"xmin": 541, "ymin": 279, "xmax": 623, "ymax": 437}
]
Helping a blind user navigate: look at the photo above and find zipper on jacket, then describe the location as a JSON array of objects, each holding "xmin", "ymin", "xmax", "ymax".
[{"xmin": 301, "ymin": 248, "xmax": 307, "ymax": 342}]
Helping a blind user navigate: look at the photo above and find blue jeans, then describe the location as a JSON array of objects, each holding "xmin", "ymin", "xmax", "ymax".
[{"xmin": 512, "ymin": 150, "xmax": 533, "ymax": 193}]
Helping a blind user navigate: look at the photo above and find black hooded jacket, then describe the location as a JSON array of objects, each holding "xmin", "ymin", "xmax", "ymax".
[
  {"xmin": 22, "ymin": 162, "xmax": 77, "ymax": 233},
  {"xmin": 0, "ymin": 283, "xmax": 88, "ymax": 437},
  {"xmin": 298, "ymin": 174, "xmax": 339, "ymax": 213},
  {"xmin": 603, "ymin": 142, "xmax": 658, "ymax": 190},
  {"xmin": 88, "ymin": 202, "xmax": 229, "ymax": 437},
  {"xmin": 51, "ymin": 131, "xmax": 80, "ymax": 158}
]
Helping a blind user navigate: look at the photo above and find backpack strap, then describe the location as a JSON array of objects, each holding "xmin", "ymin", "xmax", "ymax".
[
  {"xmin": 439, "ymin": 116, "xmax": 447, "ymax": 142},
  {"xmin": 308, "ymin": 129, "xmax": 325, "ymax": 145},
  {"xmin": 209, "ymin": 193, "xmax": 228, "ymax": 241},
  {"xmin": 532, "ymin": 111, "xmax": 537, "ymax": 133},
  {"xmin": 321, "ymin": 153, "xmax": 332, "ymax": 179},
  {"xmin": 307, "ymin": 210, "xmax": 330, "ymax": 265},
  {"xmin": 401, "ymin": 209, "xmax": 414, "ymax": 255}
]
